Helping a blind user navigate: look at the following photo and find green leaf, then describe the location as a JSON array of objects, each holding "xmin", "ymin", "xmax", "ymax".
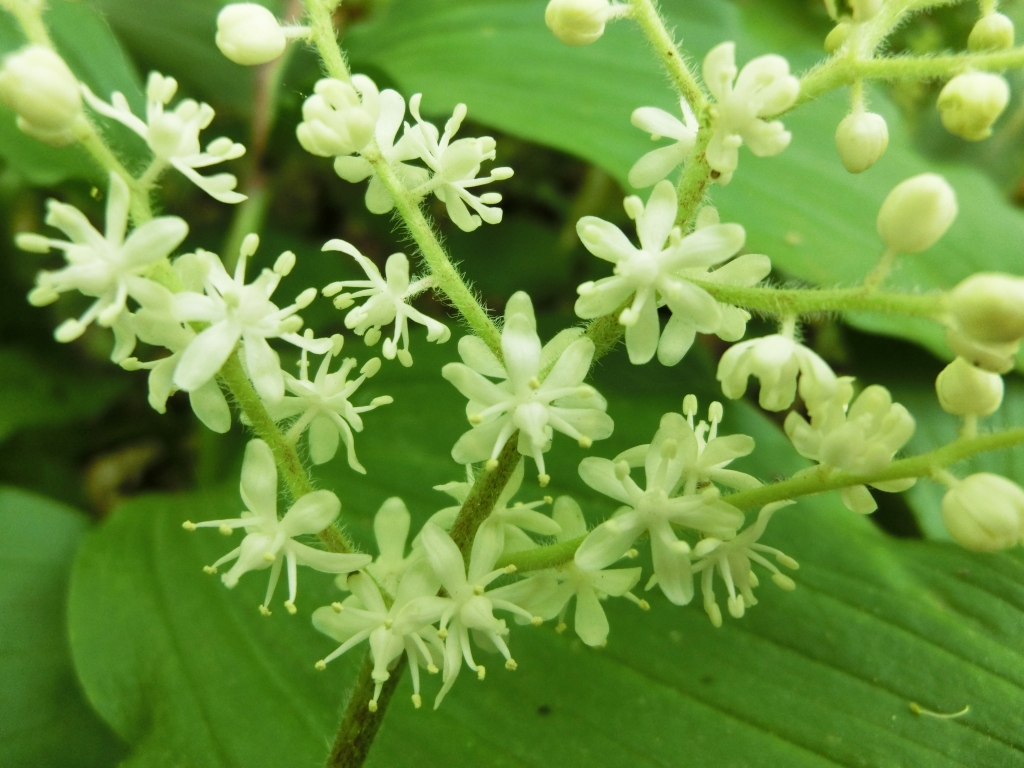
[
  {"xmin": 0, "ymin": 0, "xmax": 144, "ymax": 185},
  {"xmin": 68, "ymin": 339, "xmax": 1024, "ymax": 767},
  {"xmin": 345, "ymin": 0, "xmax": 1024, "ymax": 362},
  {"xmin": 0, "ymin": 486, "xmax": 124, "ymax": 767}
]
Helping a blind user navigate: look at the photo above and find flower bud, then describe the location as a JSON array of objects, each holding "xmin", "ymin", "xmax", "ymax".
[
  {"xmin": 942, "ymin": 473, "xmax": 1023, "ymax": 551},
  {"xmin": 876, "ymin": 173, "xmax": 957, "ymax": 254},
  {"xmin": 824, "ymin": 22, "xmax": 850, "ymax": 53},
  {"xmin": 835, "ymin": 111, "xmax": 888, "ymax": 173},
  {"xmin": 545, "ymin": 0, "xmax": 612, "ymax": 46},
  {"xmin": 945, "ymin": 327, "xmax": 1019, "ymax": 374},
  {"xmin": 216, "ymin": 4, "xmax": 287, "ymax": 66},
  {"xmin": 968, "ymin": 12, "xmax": 1014, "ymax": 52},
  {"xmin": 935, "ymin": 357, "xmax": 1003, "ymax": 417},
  {"xmin": 850, "ymin": 0, "xmax": 882, "ymax": 22},
  {"xmin": 946, "ymin": 272, "xmax": 1024, "ymax": 343},
  {"xmin": 0, "ymin": 45, "xmax": 82, "ymax": 146},
  {"xmin": 937, "ymin": 72, "xmax": 1009, "ymax": 142},
  {"xmin": 296, "ymin": 75, "xmax": 379, "ymax": 157}
]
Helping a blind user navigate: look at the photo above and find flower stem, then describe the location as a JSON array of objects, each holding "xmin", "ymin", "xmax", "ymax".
[
  {"xmin": 325, "ymin": 655, "xmax": 407, "ymax": 768},
  {"xmin": 304, "ymin": 0, "xmax": 352, "ymax": 83},
  {"xmin": 0, "ymin": 0, "xmax": 51, "ymax": 46},
  {"xmin": 627, "ymin": 0, "xmax": 708, "ymax": 111}
]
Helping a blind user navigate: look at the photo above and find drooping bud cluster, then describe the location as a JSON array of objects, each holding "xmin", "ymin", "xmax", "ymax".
[
  {"xmin": 876, "ymin": 173, "xmax": 957, "ymax": 254},
  {"xmin": 0, "ymin": 45, "xmax": 83, "ymax": 145},
  {"xmin": 944, "ymin": 272, "xmax": 1024, "ymax": 373},
  {"xmin": 937, "ymin": 72, "xmax": 1010, "ymax": 142}
]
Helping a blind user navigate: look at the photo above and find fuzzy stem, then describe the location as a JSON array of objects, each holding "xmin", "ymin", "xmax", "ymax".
[
  {"xmin": 325, "ymin": 655, "xmax": 406, "ymax": 768},
  {"xmin": 675, "ymin": 121, "xmax": 714, "ymax": 227},
  {"xmin": 305, "ymin": 0, "xmax": 352, "ymax": 82},
  {"xmin": 627, "ymin": 0, "xmax": 708, "ymax": 110},
  {"xmin": 0, "ymin": 0, "xmax": 51, "ymax": 46}
]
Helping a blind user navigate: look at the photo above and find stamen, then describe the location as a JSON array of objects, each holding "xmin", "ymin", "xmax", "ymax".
[
  {"xmin": 368, "ymin": 700, "xmax": 378, "ymax": 713},
  {"xmin": 202, "ymin": 565, "xmax": 217, "ymax": 574},
  {"xmin": 315, "ymin": 660, "xmax": 327, "ymax": 670},
  {"xmin": 538, "ymin": 473, "xmax": 551, "ymax": 487},
  {"xmin": 476, "ymin": 665, "xmax": 486, "ymax": 681},
  {"xmin": 183, "ymin": 521, "xmax": 197, "ymax": 531},
  {"xmin": 258, "ymin": 605, "xmax": 271, "ymax": 616},
  {"xmin": 219, "ymin": 524, "xmax": 232, "ymax": 536},
  {"xmin": 485, "ymin": 459, "xmax": 499, "ymax": 472},
  {"xmin": 531, "ymin": 615, "xmax": 543, "ymax": 626},
  {"xmin": 505, "ymin": 659, "xmax": 518, "ymax": 671},
  {"xmin": 331, "ymin": 602, "xmax": 344, "ymax": 613},
  {"xmin": 284, "ymin": 600, "xmax": 297, "ymax": 614},
  {"xmin": 412, "ymin": 694, "xmax": 422, "ymax": 709},
  {"xmin": 555, "ymin": 622, "xmax": 567, "ymax": 633}
]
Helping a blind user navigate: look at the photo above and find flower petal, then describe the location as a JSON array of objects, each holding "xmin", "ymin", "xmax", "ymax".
[{"xmin": 281, "ymin": 489, "xmax": 341, "ymax": 536}]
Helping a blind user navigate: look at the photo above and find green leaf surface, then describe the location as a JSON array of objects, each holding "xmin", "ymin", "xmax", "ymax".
[
  {"xmin": 0, "ymin": 0, "xmax": 143, "ymax": 185},
  {"xmin": 346, "ymin": 0, "xmax": 1024, "ymax": 362},
  {"xmin": 68, "ymin": 339, "xmax": 1024, "ymax": 767},
  {"xmin": 0, "ymin": 486, "xmax": 124, "ymax": 767}
]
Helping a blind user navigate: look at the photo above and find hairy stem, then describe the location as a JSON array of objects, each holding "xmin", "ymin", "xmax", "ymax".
[
  {"xmin": 0, "ymin": 0, "xmax": 51, "ymax": 46},
  {"xmin": 305, "ymin": 0, "xmax": 351, "ymax": 82},
  {"xmin": 675, "ymin": 121, "xmax": 714, "ymax": 227},
  {"xmin": 627, "ymin": 0, "xmax": 708, "ymax": 110},
  {"xmin": 326, "ymin": 655, "xmax": 407, "ymax": 768}
]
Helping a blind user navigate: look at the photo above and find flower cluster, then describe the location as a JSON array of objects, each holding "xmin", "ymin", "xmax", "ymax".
[{"xmin": 297, "ymin": 75, "xmax": 513, "ymax": 232}]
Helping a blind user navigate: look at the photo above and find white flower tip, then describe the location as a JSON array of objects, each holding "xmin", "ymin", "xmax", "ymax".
[
  {"xmin": 638, "ymin": 599, "xmax": 650, "ymax": 611},
  {"xmin": 505, "ymin": 658, "xmax": 518, "ymax": 671},
  {"xmin": 708, "ymin": 401, "xmax": 724, "ymax": 422},
  {"xmin": 361, "ymin": 357, "xmax": 382, "ymax": 377},
  {"xmin": 578, "ymin": 435, "xmax": 593, "ymax": 449},
  {"xmin": 218, "ymin": 524, "xmax": 232, "ymax": 536},
  {"xmin": 15, "ymin": 232, "xmax": 50, "ymax": 252},
  {"xmin": 427, "ymin": 663, "xmax": 439, "ymax": 674},
  {"xmin": 476, "ymin": 665, "xmax": 486, "ymax": 681},
  {"xmin": 412, "ymin": 694, "xmax": 422, "ymax": 709},
  {"xmin": 623, "ymin": 195, "xmax": 644, "ymax": 220},
  {"xmin": 705, "ymin": 601, "xmax": 723, "ymax": 627},
  {"xmin": 284, "ymin": 600, "xmax": 297, "ymax": 614},
  {"xmin": 538, "ymin": 473, "xmax": 551, "ymax": 488},
  {"xmin": 368, "ymin": 700, "xmax": 378, "ymax": 713},
  {"xmin": 491, "ymin": 166, "xmax": 514, "ymax": 180},
  {"xmin": 295, "ymin": 287, "xmax": 318, "ymax": 309},
  {"xmin": 27, "ymin": 285, "xmax": 59, "ymax": 306},
  {"xmin": 258, "ymin": 605, "xmax": 271, "ymax": 616},
  {"xmin": 216, "ymin": 3, "xmax": 287, "ymax": 66},
  {"xmin": 273, "ymin": 250, "xmax": 296, "ymax": 276},
  {"xmin": 485, "ymin": 459, "xmax": 499, "ymax": 472},
  {"xmin": 371, "ymin": 395, "xmax": 393, "ymax": 407},
  {"xmin": 777, "ymin": 553, "xmax": 799, "ymax": 570},
  {"xmin": 54, "ymin": 318, "xmax": 86, "ymax": 343},
  {"xmin": 315, "ymin": 659, "xmax": 327, "ymax": 671},
  {"xmin": 202, "ymin": 565, "xmax": 217, "ymax": 575},
  {"xmin": 772, "ymin": 573, "xmax": 796, "ymax": 591}
]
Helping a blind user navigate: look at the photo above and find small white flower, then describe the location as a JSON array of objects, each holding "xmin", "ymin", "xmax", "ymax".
[
  {"xmin": 941, "ymin": 473, "xmax": 1024, "ymax": 552},
  {"xmin": 404, "ymin": 94, "xmax": 513, "ymax": 232},
  {"xmin": 575, "ymin": 412, "xmax": 745, "ymax": 605},
  {"xmin": 432, "ymin": 459, "xmax": 561, "ymax": 555},
  {"xmin": 82, "ymin": 72, "xmax": 247, "ymax": 203},
  {"xmin": 0, "ymin": 45, "xmax": 84, "ymax": 145},
  {"xmin": 184, "ymin": 439, "xmax": 371, "ymax": 614},
  {"xmin": 784, "ymin": 380, "xmax": 916, "ymax": 514},
  {"xmin": 321, "ymin": 239, "xmax": 450, "ymax": 366},
  {"xmin": 313, "ymin": 565, "xmax": 445, "ymax": 710},
  {"xmin": 575, "ymin": 181, "xmax": 753, "ymax": 365},
  {"xmin": 216, "ymin": 3, "xmax": 308, "ymax": 66},
  {"xmin": 703, "ymin": 42, "xmax": 799, "ymax": 183},
  {"xmin": 362, "ymin": 497, "xmax": 423, "ymax": 596},
  {"xmin": 409, "ymin": 519, "xmax": 554, "ymax": 708},
  {"xmin": 297, "ymin": 76, "xmax": 380, "ymax": 158},
  {"xmin": 717, "ymin": 331, "xmax": 837, "ymax": 411},
  {"xmin": 332, "ymin": 87, "xmax": 429, "ymax": 214},
  {"xmin": 172, "ymin": 234, "xmax": 331, "ymax": 403},
  {"xmin": 692, "ymin": 501, "xmax": 798, "ymax": 626},
  {"xmin": 443, "ymin": 291, "xmax": 614, "ymax": 485},
  {"xmin": 19, "ymin": 172, "xmax": 188, "ymax": 359},
  {"xmin": 628, "ymin": 99, "xmax": 698, "ymax": 188},
  {"xmin": 266, "ymin": 333, "xmax": 392, "ymax": 471},
  {"xmin": 530, "ymin": 496, "xmax": 643, "ymax": 646}
]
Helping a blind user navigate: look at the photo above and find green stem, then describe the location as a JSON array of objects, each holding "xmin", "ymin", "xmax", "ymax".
[
  {"xmin": 304, "ymin": 0, "xmax": 352, "ymax": 82},
  {"xmin": 0, "ymin": 0, "xmax": 51, "ymax": 45},
  {"xmin": 325, "ymin": 655, "xmax": 407, "ymax": 768},
  {"xmin": 675, "ymin": 121, "xmax": 714, "ymax": 226},
  {"xmin": 627, "ymin": 0, "xmax": 708, "ymax": 110}
]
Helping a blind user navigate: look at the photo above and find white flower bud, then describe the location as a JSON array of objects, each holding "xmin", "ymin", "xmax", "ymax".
[
  {"xmin": 0, "ymin": 45, "xmax": 82, "ymax": 146},
  {"xmin": 942, "ymin": 473, "xmax": 1023, "ymax": 552},
  {"xmin": 946, "ymin": 272, "xmax": 1024, "ymax": 344},
  {"xmin": 216, "ymin": 4, "xmax": 287, "ymax": 66},
  {"xmin": 876, "ymin": 173, "xmax": 957, "ymax": 254},
  {"xmin": 935, "ymin": 357, "xmax": 1003, "ymax": 417},
  {"xmin": 945, "ymin": 327, "xmax": 1019, "ymax": 375},
  {"xmin": 545, "ymin": 0, "xmax": 613, "ymax": 46},
  {"xmin": 968, "ymin": 12, "xmax": 1014, "ymax": 52},
  {"xmin": 937, "ymin": 72, "xmax": 1009, "ymax": 142},
  {"xmin": 824, "ymin": 22, "xmax": 850, "ymax": 53},
  {"xmin": 835, "ymin": 111, "xmax": 888, "ymax": 173},
  {"xmin": 296, "ymin": 76, "xmax": 379, "ymax": 157}
]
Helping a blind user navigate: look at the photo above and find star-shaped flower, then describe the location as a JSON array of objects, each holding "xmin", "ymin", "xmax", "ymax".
[
  {"xmin": 692, "ymin": 500, "xmax": 798, "ymax": 626},
  {"xmin": 82, "ymin": 72, "xmax": 246, "ymax": 203},
  {"xmin": 443, "ymin": 291, "xmax": 614, "ymax": 486},
  {"xmin": 19, "ymin": 172, "xmax": 188, "ymax": 360},
  {"xmin": 184, "ymin": 439, "xmax": 371, "ymax": 615},
  {"xmin": 575, "ymin": 181, "xmax": 749, "ymax": 365},
  {"xmin": 265, "ymin": 332, "xmax": 391, "ymax": 471},
  {"xmin": 297, "ymin": 75, "xmax": 379, "ymax": 158},
  {"xmin": 322, "ymin": 239, "xmax": 450, "ymax": 366},
  {"xmin": 628, "ymin": 98, "xmax": 699, "ymax": 188},
  {"xmin": 703, "ymin": 42, "xmax": 799, "ymax": 183},
  {"xmin": 172, "ymin": 234, "xmax": 331, "ymax": 403},
  {"xmin": 574, "ymin": 412, "xmax": 745, "ymax": 605}
]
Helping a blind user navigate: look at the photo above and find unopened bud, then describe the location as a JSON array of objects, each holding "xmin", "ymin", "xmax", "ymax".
[
  {"xmin": 835, "ymin": 111, "xmax": 888, "ymax": 173},
  {"xmin": 935, "ymin": 357, "xmax": 1003, "ymax": 417},
  {"xmin": 968, "ymin": 12, "xmax": 1014, "ymax": 52},
  {"xmin": 216, "ymin": 4, "xmax": 287, "ymax": 66},
  {"xmin": 937, "ymin": 72, "xmax": 1009, "ymax": 142},
  {"xmin": 876, "ymin": 173, "xmax": 957, "ymax": 254},
  {"xmin": 545, "ymin": 0, "xmax": 614, "ymax": 46},
  {"xmin": 0, "ymin": 45, "xmax": 83, "ymax": 146},
  {"xmin": 946, "ymin": 273, "xmax": 1024, "ymax": 343},
  {"xmin": 824, "ymin": 22, "xmax": 850, "ymax": 53},
  {"xmin": 942, "ymin": 473, "xmax": 1023, "ymax": 551}
]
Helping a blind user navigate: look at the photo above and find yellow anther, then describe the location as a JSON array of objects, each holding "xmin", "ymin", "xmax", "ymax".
[
  {"xmin": 412, "ymin": 694, "xmax": 422, "ymax": 709},
  {"xmin": 555, "ymin": 622, "xmax": 567, "ymax": 634},
  {"xmin": 315, "ymin": 660, "xmax": 327, "ymax": 671},
  {"xmin": 614, "ymin": 461, "xmax": 630, "ymax": 481},
  {"xmin": 368, "ymin": 700, "xmax": 378, "ymax": 713},
  {"xmin": 528, "ymin": 377, "xmax": 541, "ymax": 390},
  {"xmin": 469, "ymin": 413, "xmax": 483, "ymax": 425},
  {"xmin": 682, "ymin": 394, "xmax": 698, "ymax": 417},
  {"xmin": 538, "ymin": 473, "xmax": 551, "ymax": 488},
  {"xmin": 383, "ymin": 619, "xmax": 393, "ymax": 629},
  {"xmin": 258, "ymin": 605, "xmax": 271, "ymax": 616},
  {"xmin": 543, "ymin": 495, "xmax": 553, "ymax": 504},
  {"xmin": 203, "ymin": 565, "xmax": 218, "ymax": 575},
  {"xmin": 638, "ymin": 599, "xmax": 650, "ymax": 611},
  {"xmin": 473, "ymin": 584, "xmax": 484, "ymax": 595},
  {"xmin": 485, "ymin": 459, "xmax": 499, "ymax": 472},
  {"xmin": 182, "ymin": 521, "xmax": 197, "ymax": 531},
  {"xmin": 476, "ymin": 665, "xmax": 486, "ymax": 681},
  {"xmin": 437, "ymin": 627, "xmax": 448, "ymax": 639},
  {"xmin": 284, "ymin": 600, "xmax": 297, "ymax": 615},
  {"xmin": 505, "ymin": 659, "xmax": 518, "ymax": 671},
  {"xmin": 626, "ymin": 548, "xmax": 639, "ymax": 559},
  {"xmin": 578, "ymin": 436, "xmax": 593, "ymax": 449},
  {"xmin": 427, "ymin": 664, "xmax": 439, "ymax": 674},
  {"xmin": 219, "ymin": 524, "xmax": 232, "ymax": 536},
  {"xmin": 331, "ymin": 602, "xmax": 344, "ymax": 613},
  {"xmin": 531, "ymin": 615, "xmax": 543, "ymax": 626},
  {"xmin": 504, "ymin": 564, "xmax": 518, "ymax": 574},
  {"xmin": 262, "ymin": 552, "xmax": 276, "ymax": 563}
]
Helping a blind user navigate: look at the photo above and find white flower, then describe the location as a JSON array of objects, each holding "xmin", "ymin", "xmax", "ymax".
[
  {"xmin": 410, "ymin": 519, "xmax": 554, "ymax": 708},
  {"xmin": 362, "ymin": 497, "xmax": 423, "ymax": 596},
  {"xmin": 19, "ymin": 172, "xmax": 188, "ymax": 359},
  {"xmin": 443, "ymin": 292, "xmax": 614, "ymax": 486},
  {"xmin": 0, "ymin": 45, "xmax": 83, "ymax": 145},
  {"xmin": 432, "ymin": 459, "xmax": 561, "ymax": 555},
  {"xmin": 296, "ymin": 76, "xmax": 380, "ymax": 158},
  {"xmin": 692, "ymin": 501, "xmax": 798, "ymax": 626},
  {"xmin": 937, "ymin": 72, "xmax": 1009, "ymax": 142},
  {"xmin": 216, "ymin": 3, "xmax": 307, "ymax": 66},
  {"xmin": 82, "ymin": 72, "xmax": 246, "ymax": 203},
  {"xmin": 934, "ymin": 357, "xmax": 1003, "ymax": 418},
  {"xmin": 404, "ymin": 94, "xmax": 513, "ymax": 232},
  {"xmin": 717, "ymin": 331, "xmax": 837, "ymax": 411},
  {"xmin": 574, "ymin": 412, "xmax": 745, "ymax": 605},
  {"xmin": 321, "ymin": 239, "xmax": 450, "ymax": 366},
  {"xmin": 184, "ymin": 439, "xmax": 371, "ymax": 614},
  {"xmin": 530, "ymin": 496, "xmax": 643, "ymax": 646},
  {"xmin": 876, "ymin": 173, "xmax": 957, "ymax": 255},
  {"xmin": 575, "ymin": 181, "xmax": 753, "ymax": 365},
  {"xmin": 628, "ymin": 99, "xmax": 698, "ymax": 188},
  {"xmin": 702, "ymin": 42, "xmax": 799, "ymax": 183},
  {"xmin": 171, "ymin": 234, "xmax": 331, "ymax": 402},
  {"xmin": 944, "ymin": 272, "xmax": 1024, "ymax": 373},
  {"xmin": 313, "ymin": 565, "xmax": 444, "ymax": 710},
  {"xmin": 266, "ymin": 333, "xmax": 392, "ymax": 471},
  {"xmin": 332, "ymin": 87, "xmax": 429, "ymax": 214},
  {"xmin": 784, "ymin": 380, "xmax": 916, "ymax": 514},
  {"xmin": 941, "ymin": 473, "xmax": 1023, "ymax": 552},
  {"xmin": 544, "ymin": 0, "xmax": 627, "ymax": 46}
]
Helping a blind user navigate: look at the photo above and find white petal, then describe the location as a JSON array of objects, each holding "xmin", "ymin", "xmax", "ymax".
[
  {"xmin": 289, "ymin": 541, "xmax": 371, "ymax": 573},
  {"xmin": 574, "ymin": 511, "xmax": 646, "ymax": 571},
  {"xmin": 308, "ymin": 414, "xmax": 340, "ymax": 464},
  {"xmin": 375, "ymin": 497, "xmax": 411, "ymax": 562},
  {"xmin": 458, "ymin": 335, "xmax": 504, "ymax": 377},
  {"xmin": 576, "ymin": 217, "xmax": 636, "ymax": 263},
  {"xmin": 573, "ymin": 586, "xmax": 609, "ymax": 646},
  {"xmin": 578, "ymin": 457, "xmax": 632, "ymax": 505},
  {"xmin": 552, "ymin": 496, "xmax": 588, "ymax": 540},
  {"xmin": 240, "ymin": 439, "xmax": 278, "ymax": 521},
  {"xmin": 420, "ymin": 522, "xmax": 468, "ymax": 595},
  {"xmin": 173, "ymin": 321, "xmax": 240, "ymax": 392},
  {"xmin": 281, "ymin": 489, "xmax": 341, "ymax": 536},
  {"xmin": 189, "ymin": 378, "xmax": 231, "ymax": 433},
  {"xmin": 628, "ymin": 144, "xmax": 688, "ymax": 189},
  {"xmin": 624, "ymin": 295, "xmax": 660, "ymax": 365},
  {"xmin": 467, "ymin": 517, "xmax": 505, "ymax": 583},
  {"xmin": 636, "ymin": 181, "xmax": 677, "ymax": 252},
  {"xmin": 243, "ymin": 334, "xmax": 284, "ymax": 403}
]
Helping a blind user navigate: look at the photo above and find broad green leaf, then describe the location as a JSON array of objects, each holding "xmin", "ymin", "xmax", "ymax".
[
  {"xmin": 0, "ymin": 486, "xmax": 124, "ymax": 767},
  {"xmin": 68, "ymin": 339, "xmax": 1024, "ymax": 767},
  {"xmin": 0, "ymin": 0, "xmax": 143, "ymax": 185},
  {"xmin": 345, "ymin": 0, "xmax": 1024, "ymax": 361},
  {"xmin": 0, "ymin": 347, "xmax": 125, "ymax": 445}
]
